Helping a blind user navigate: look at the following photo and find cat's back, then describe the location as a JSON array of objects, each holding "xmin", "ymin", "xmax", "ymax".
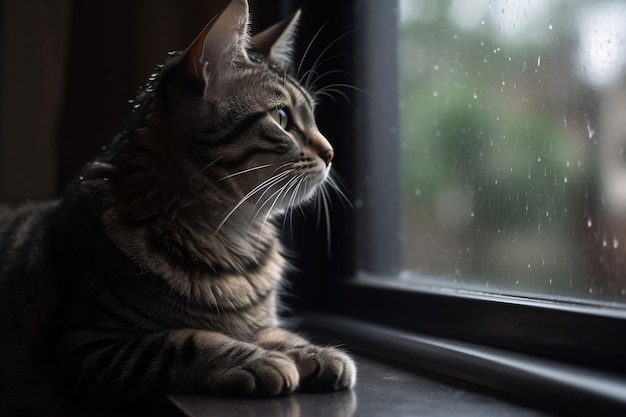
[
  {"xmin": 0, "ymin": 199, "xmax": 58, "ymax": 228},
  {"xmin": 0, "ymin": 199, "xmax": 61, "ymax": 325},
  {"xmin": 0, "ymin": 200, "xmax": 59, "ymax": 275},
  {"xmin": 0, "ymin": 200, "xmax": 64, "ymax": 416}
]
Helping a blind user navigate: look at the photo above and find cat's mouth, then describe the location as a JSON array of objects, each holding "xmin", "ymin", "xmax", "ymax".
[
  {"xmin": 285, "ymin": 160, "xmax": 332, "ymax": 207},
  {"xmin": 301, "ymin": 158, "xmax": 331, "ymax": 183},
  {"xmin": 263, "ymin": 159, "xmax": 331, "ymax": 210}
]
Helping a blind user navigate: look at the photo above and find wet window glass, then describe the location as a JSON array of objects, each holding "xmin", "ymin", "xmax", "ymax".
[{"xmin": 399, "ymin": 0, "xmax": 626, "ymax": 306}]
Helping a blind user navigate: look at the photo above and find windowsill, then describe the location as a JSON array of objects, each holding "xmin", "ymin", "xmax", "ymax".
[
  {"xmin": 170, "ymin": 354, "xmax": 551, "ymax": 417},
  {"xmin": 167, "ymin": 313, "xmax": 626, "ymax": 416}
]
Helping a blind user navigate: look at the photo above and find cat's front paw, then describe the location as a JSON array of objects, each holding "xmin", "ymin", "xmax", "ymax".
[
  {"xmin": 290, "ymin": 346, "xmax": 356, "ymax": 392},
  {"xmin": 210, "ymin": 350, "xmax": 299, "ymax": 397}
]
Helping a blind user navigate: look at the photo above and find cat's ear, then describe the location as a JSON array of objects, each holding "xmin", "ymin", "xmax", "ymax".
[
  {"xmin": 182, "ymin": 0, "xmax": 251, "ymax": 82},
  {"xmin": 250, "ymin": 10, "xmax": 301, "ymax": 68}
]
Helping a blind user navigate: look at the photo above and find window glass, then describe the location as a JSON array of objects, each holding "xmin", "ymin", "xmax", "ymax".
[{"xmin": 400, "ymin": 0, "xmax": 626, "ymax": 306}]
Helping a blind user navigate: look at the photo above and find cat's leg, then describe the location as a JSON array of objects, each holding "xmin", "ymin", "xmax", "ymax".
[
  {"xmin": 255, "ymin": 327, "xmax": 356, "ymax": 392},
  {"xmin": 63, "ymin": 329, "xmax": 299, "ymax": 402}
]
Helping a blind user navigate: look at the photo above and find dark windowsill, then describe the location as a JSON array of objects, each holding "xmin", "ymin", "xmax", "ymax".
[
  {"xmin": 166, "ymin": 313, "xmax": 626, "ymax": 416},
  {"xmin": 298, "ymin": 313, "xmax": 626, "ymax": 416},
  {"xmin": 170, "ymin": 355, "xmax": 552, "ymax": 417}
]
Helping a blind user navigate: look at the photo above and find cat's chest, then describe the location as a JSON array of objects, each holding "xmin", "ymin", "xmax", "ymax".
[
  {"xmin": 171, "ymin": 272, "xmax": 281, "ymax": 337},
  {"xmin": 164, "ymin": 239, "xmax": 286, "ymax": 309},
  {"xmin": 86, "ymin": 253, "xmax": 284, "ymax": 336}
]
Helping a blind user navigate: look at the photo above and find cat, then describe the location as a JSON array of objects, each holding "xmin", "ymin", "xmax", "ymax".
[{"xmin": 0, "ymin": 0, "xmax": 356, "ymax": 415}]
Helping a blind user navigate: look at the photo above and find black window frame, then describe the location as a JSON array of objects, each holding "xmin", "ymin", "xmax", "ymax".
[{"xmin": 278, "ymin": 0, "xmax": 626, "ymax": 414}]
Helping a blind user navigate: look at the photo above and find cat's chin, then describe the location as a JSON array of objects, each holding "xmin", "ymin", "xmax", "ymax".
[
  {"xmin": 323, "ymin": 162, "xmax": 332, "ymax": 179},
  {"xmin": 308, "ymin": 161, "xmax": 332, "ymax": 183}
]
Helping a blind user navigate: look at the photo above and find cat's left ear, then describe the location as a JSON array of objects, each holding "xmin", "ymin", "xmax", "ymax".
[
  {"xmin": 182, "ymin": 0, "xmax": 251, "ymax": 83},
  {"xmin": 250, "ymin": 10, "xmax": 301, "ymax": 69}
]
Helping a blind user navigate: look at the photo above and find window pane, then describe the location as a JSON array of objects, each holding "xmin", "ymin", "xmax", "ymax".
[{"xmin": 400, "ymin": 0, "xmax": 626, "ymax": 306}]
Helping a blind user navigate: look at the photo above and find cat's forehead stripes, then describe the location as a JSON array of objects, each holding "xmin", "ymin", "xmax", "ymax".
[
  {"xmin": 285, "ymin": 77, "xmax": 316, "ymax": 112},
  {"xmin": 246, "ymin": 54, "xmax": 316, "ymax": 112},
  {"xmin": 267, "ymin": 75, "xmax": 315, "ymax": 118}
]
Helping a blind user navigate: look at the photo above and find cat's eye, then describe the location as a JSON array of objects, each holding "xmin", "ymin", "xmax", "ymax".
[{"xmin": 269, "ymin": 107, "xmax": 289, "ymax": 130}]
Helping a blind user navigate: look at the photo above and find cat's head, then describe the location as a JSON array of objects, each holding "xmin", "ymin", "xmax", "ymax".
[{"xmin": 114, "ymin": 0, "xmax": 334, "ymax": 231}]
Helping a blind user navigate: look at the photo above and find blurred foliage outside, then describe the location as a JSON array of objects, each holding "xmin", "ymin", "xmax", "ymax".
[{"xmin": 400, "ymin": 0, "xmax": 626, "ymax": 305}]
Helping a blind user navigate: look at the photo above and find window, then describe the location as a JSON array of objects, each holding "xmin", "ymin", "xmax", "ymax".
[
  {"xmin": 291, "ymin": 0, "xmax": 626, "ymax": 411},
  {"xmin": 400, "ymin": 0, "xmax": 626, "ymax": 306}
]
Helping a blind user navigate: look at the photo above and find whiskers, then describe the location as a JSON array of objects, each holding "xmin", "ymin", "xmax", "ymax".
[
  {"xmin": 215, "ymin": 164, "xmax": 293, "ymax": 234},
  {"xmin": 214, "ymin": 158, "xmax": 352, "ymax": 264},
  {"xmin": 200, "ymin": 156, "xmax": 223, "ymax": 174},
  {"xmin": 319, "ymin": 170, "xmax": 353, "ymax": 253},
  {"xmin": 296, "ymin": 26, "xmax": 365, "ymax": 104},
  {"xmin": 255, "ymin": 172, "xmax": 308, "ymax": 238},
  {"xmin": 315, "ymin": 83, "xmax": 367, "ymax": 104},
  {"xmin": 324, "ymin": 170, "xmax": 353, "ymax": 212},
  {"xmin": 281, "ymin": 168, "xmax": 353, "ymax": 256},
  {"xmin": 217, "ymin": 164, "xmax": 273, "ymax": 182}
]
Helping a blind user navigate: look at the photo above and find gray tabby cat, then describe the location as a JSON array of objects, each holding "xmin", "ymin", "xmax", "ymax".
[{"xmin": 0, "ymin": 1, "xmax": 356, "ymax": 414}]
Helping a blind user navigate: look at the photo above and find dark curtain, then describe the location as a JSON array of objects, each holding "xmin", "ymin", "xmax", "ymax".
[{"xmin": 1, "ymin": 0, "xmax": 71, "ymax": 198}]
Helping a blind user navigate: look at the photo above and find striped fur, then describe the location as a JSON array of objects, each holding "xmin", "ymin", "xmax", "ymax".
[{"xmin": 0, "ymin": 1, "xmax": 355, "ymax": 415}]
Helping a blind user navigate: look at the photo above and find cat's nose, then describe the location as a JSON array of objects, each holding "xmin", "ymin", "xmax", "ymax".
[
  {"xmin": 310, "ymin": 131, "xmax": 334, "ymax": 166},
  {"xmin": 319, "ymin": 148, "xmax": 334, "ymax": 166}
]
